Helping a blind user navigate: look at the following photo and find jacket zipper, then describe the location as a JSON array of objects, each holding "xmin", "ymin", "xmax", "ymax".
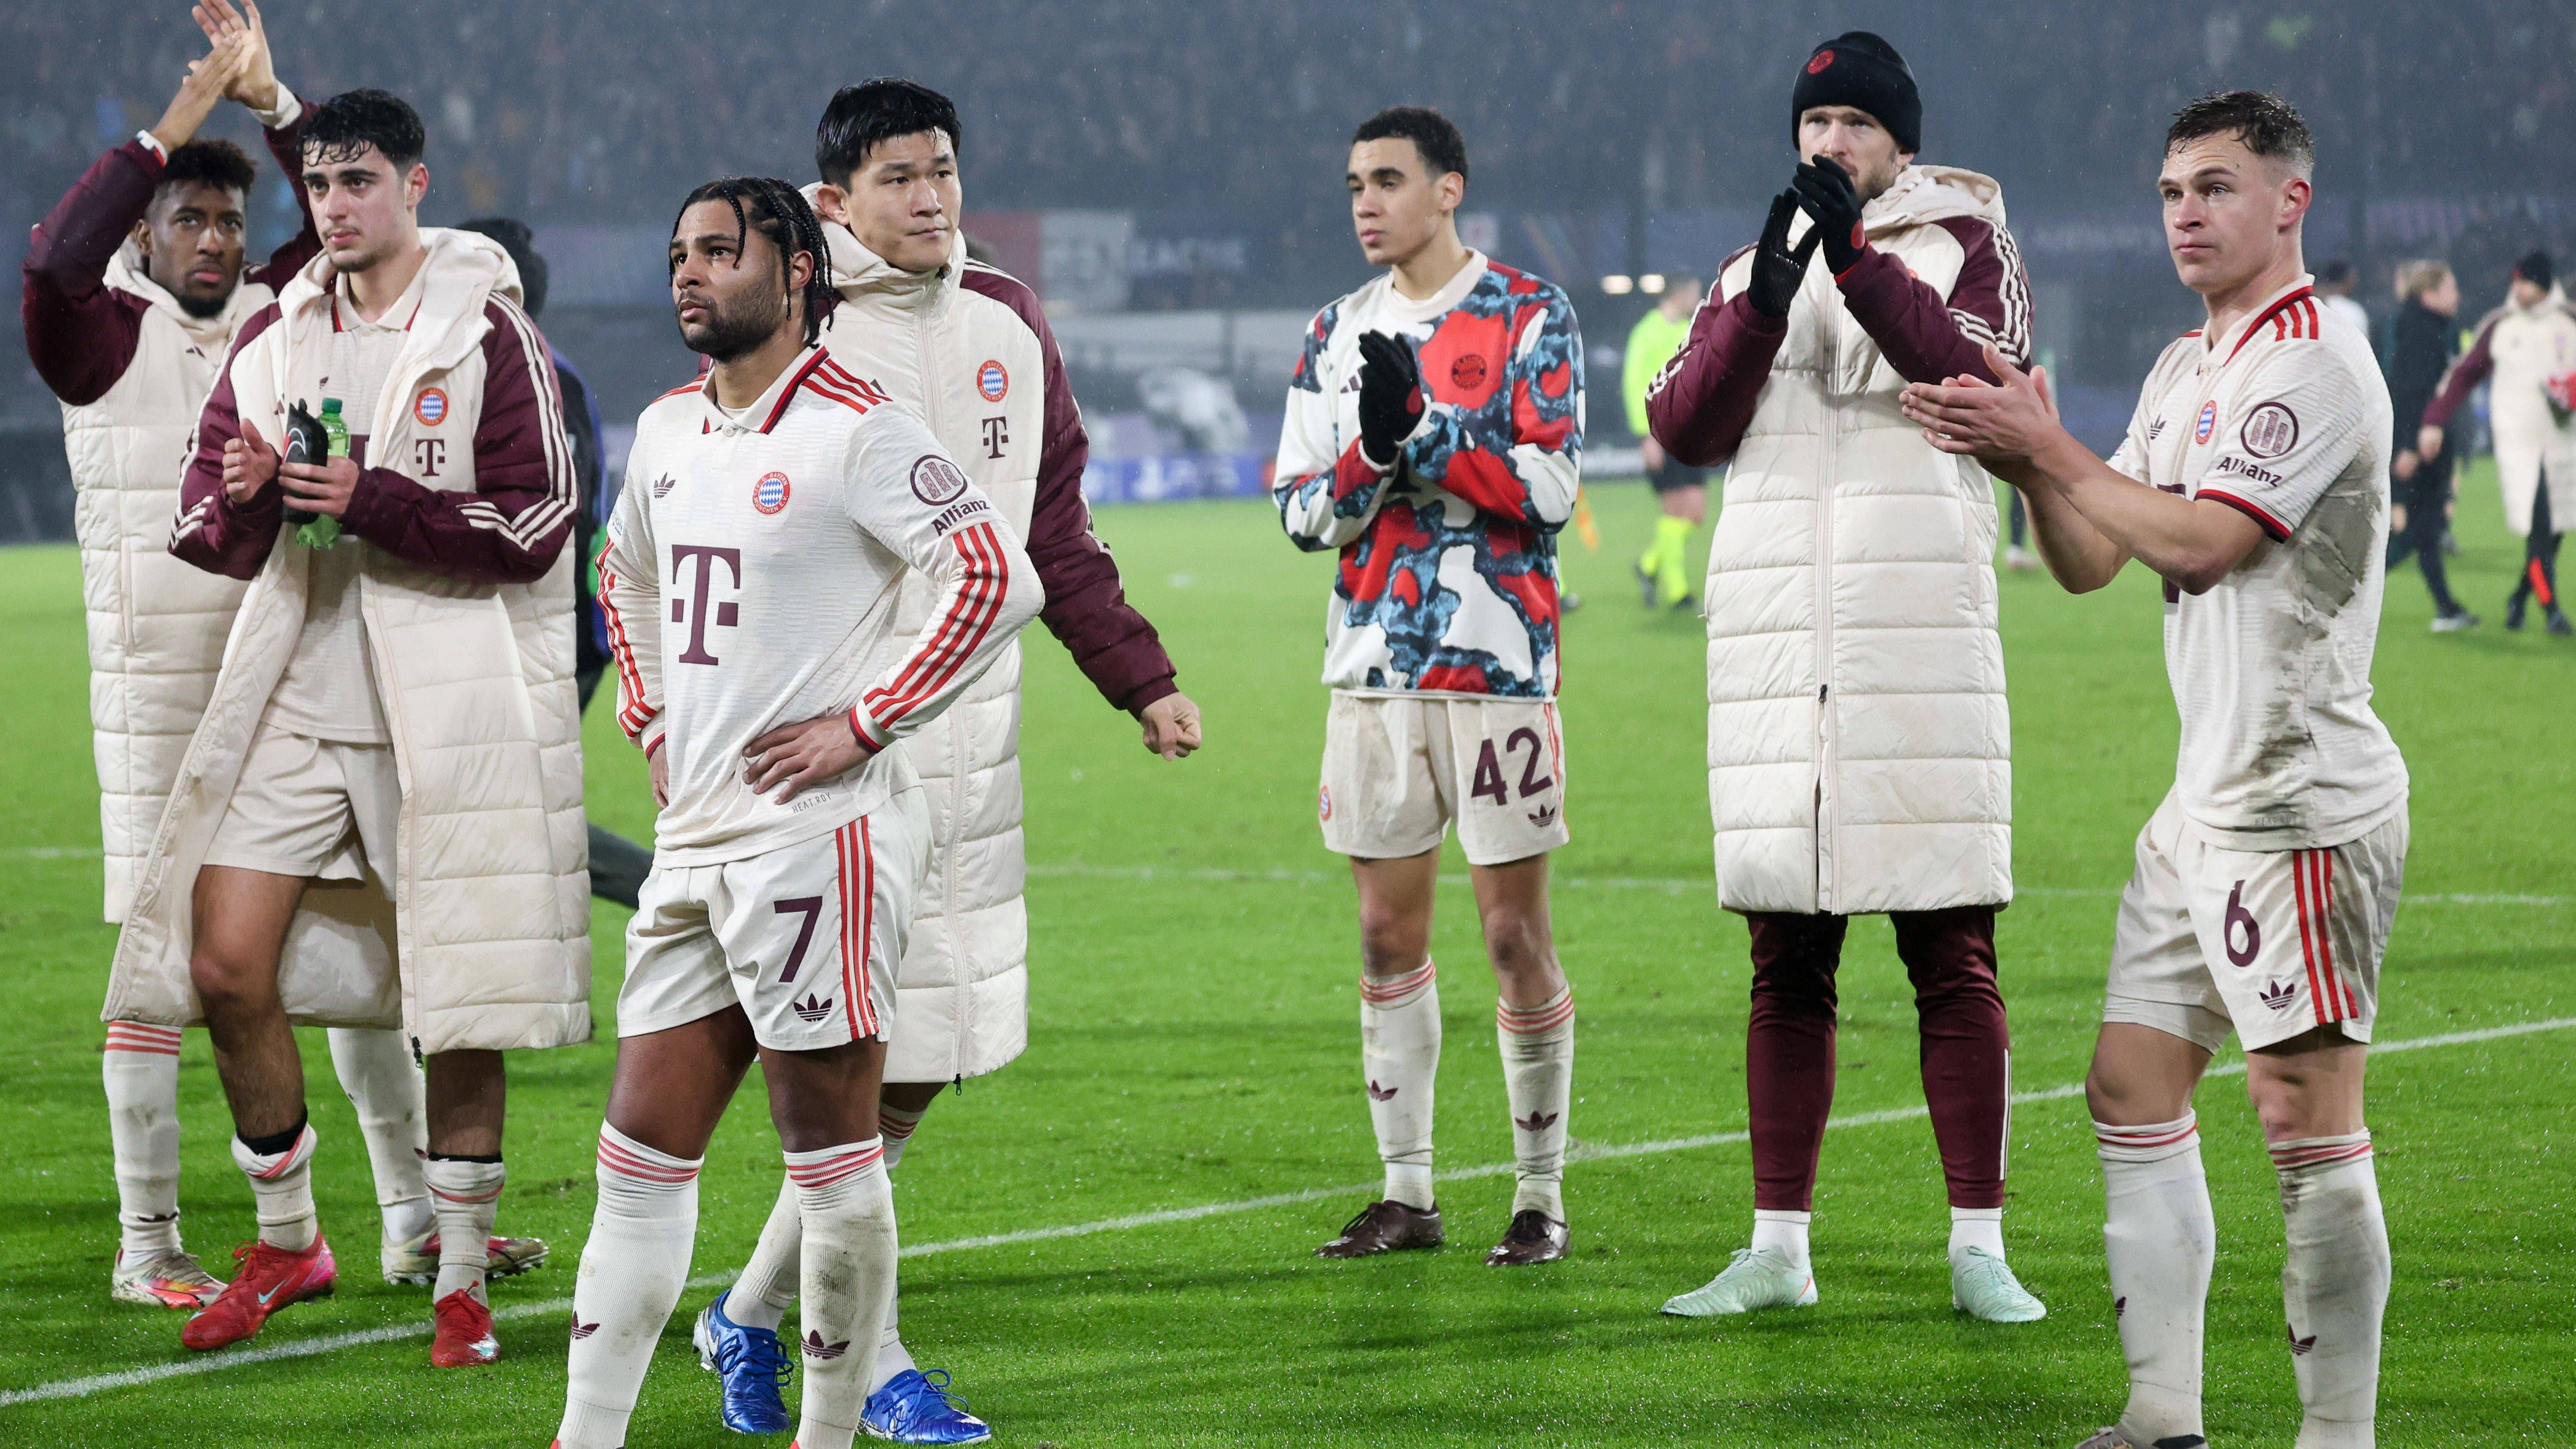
[
  {"xmin": 1811, "ymin": 278, "xmax": 1839, "ymax": 914},
  {"xmin": 914, "ymin": 281, "xmax": 972, "ymax": 1082}
]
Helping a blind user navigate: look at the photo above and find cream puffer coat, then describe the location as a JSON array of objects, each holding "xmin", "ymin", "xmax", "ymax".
[
  {"xmin": 67, "ymin": 249, "xmax": 265, "ymax": 922},
  {"xmin": 105, "ymin": 232, "xmax": 590, "ymax": 1052},
  {"xmin": 1700, "ymin": 167, "xmax": 2017, "ymax": 915}
]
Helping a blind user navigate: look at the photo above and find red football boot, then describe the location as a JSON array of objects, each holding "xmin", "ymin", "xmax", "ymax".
[
  {"xmin": 180, "ymin": 1235, "xmax": 336, "ymax": 1350},
  {"xmin": 431, "ymin": 1288, "xmax": 500, "ymax": 1367}
]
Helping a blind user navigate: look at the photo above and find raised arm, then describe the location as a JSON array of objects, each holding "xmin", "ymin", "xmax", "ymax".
[
  {"xmin": 1412, "ymin": 286, "xmax": 1582, "ymax": 529},
  {"xmin": 1833, "ymin": 216, "xmax": 2032, "ymax": 386},
  {"xmin": 1273, "ymin": 305, "xmax": 1400, "ymax": 551},
  {"xmin": 193, "ymin": 0, "xmax": 319, "ymax": 292},
  {"xmin": 334, "ymin": 299, "xmax": 576, "ymax": 583}
]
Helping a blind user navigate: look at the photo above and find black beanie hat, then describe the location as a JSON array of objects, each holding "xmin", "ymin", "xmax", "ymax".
[
  {"xmin": 2514, "ymin": 251, "xmax": 2555, "ymax": 290},
  {"xmin": 1790, "ymin": 32, "xmax": 1921, "ymax": 155}
]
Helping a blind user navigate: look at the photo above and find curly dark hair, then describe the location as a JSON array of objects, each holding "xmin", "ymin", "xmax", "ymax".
[
  {"xmin": 672, "ymin": 177, "xmax": 836, "ymax": 346},
  {"xmin": 304, "ymin": 88, "xmax": 425, "ymax": 171},
  {"xmin": 161, "ymin": 138, "xmax": 256, "ymax": 197},
  {"xmin": 2167, "ymin": 91, "xmax": 2313, "ymax": 174}
]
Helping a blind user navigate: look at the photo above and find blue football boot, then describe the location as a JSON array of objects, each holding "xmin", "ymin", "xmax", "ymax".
[
  {"xmin": 863, "ymin": 1368, "xmax": 993, "ymax": 1444},
  {"xmin": 690, "ymin": 1288, "xmax": 792, "ymax": 1435}
]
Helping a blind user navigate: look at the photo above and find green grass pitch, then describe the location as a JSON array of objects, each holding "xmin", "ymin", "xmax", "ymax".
[{"xmin": 0, "ymin": 470, "xmax": 2568, "ymax": 1446}]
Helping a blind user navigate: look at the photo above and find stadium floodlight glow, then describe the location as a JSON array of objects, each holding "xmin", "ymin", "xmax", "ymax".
[
  {"xmin": 1600, "ymin": 275, "xmax": 1634, "ymax": 295},
  {"xmin": 1639, "ymin": 273, "xmax": 1667, "ymax": 294}
]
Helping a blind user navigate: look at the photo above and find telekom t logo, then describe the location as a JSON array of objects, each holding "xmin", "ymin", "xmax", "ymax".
[{"xmin": 669, "ymin": 544, "xmax": 743, "ymax": 665}]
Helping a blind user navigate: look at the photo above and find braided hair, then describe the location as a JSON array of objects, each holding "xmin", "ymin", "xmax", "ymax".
[{"xmin": 672, "ymin": 176, "xmax": 836, "ymax": 345}]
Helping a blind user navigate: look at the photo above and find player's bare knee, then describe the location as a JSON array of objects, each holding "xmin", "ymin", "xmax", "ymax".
[
  {"xmin": 1356, "ymin": 908, "xmax": 1432, "ymax": 979},
  {"xmin": 187, "ymin": 948, "xmax": 271, "ymax": 1015}
]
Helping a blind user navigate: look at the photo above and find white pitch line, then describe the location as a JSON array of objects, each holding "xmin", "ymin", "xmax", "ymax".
[{"xmin": 5, "ymin": 1013, "xmax": 2569, "ymax": 1409}]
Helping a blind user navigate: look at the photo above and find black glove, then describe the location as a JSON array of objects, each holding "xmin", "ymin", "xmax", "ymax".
[
  {"xmin": 1745, "ymin": 189, "xmax": 1823, "ymax": 320},
  {"xmin": 1791, "ymin": 155, "xmax": 1868, "ymax": 275},
  {"xmin": 1354, "ymin": 330, "xmax": 1425, "ymax": 469}
]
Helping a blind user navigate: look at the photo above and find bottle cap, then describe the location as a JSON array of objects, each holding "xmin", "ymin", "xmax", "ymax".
[{"xmin": 322, "ymin": 397, "xmax": 343, "ymax": 414}]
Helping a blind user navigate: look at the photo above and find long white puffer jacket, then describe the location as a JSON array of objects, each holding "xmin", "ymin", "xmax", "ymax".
[
  {"xmin": 107, "ymin": 233, "xmax": 590, "ymax": 1052},
  {"xmin": 1703, "ymin": 166, "xmax": 2014, "ymax": 915},
  {"xmin": 67, "ymin": 249, "xmax": 266, "ymax": 921},
  {"xmin": 809, "ymin": 214, "xmax": 1051, "ymax": 1083}
]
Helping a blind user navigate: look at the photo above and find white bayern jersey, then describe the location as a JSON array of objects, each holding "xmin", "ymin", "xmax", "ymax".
[
  {"xmin": 600, "ymin": 344, "xmax": 1042, "ymax": 866},
  {"xmin": 2107, "ymin": 275, "xmax": 2407, "ymax": 850}
]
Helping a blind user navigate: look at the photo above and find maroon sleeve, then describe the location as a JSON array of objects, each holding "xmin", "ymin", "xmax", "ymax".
[
  {"xmin": 337, "ymin": 298, "xmax": 575, "ymax": 584},
  {"xmin": 1644, "ymin": 277, "xmax": 1790, "ymax": 468},
  {"xmin": 958, "ymin": 266, "xmax": 1179, "ymax": 713},
  {"xmin": 20, "ymin": 138, "xmax": 162, "ymax": 406},
  {"xmin": 2421, "ymin": 315, "xmax": 2497, "ymax": 429},
  {"xmin": 1832, "ymin": 216, "xmax": 2032, "ymax": 387},
  {"xmin": 245, "ymin": 102, "xmax": 321, "ymax": 291},
  {"xmin": 170, "ymin": 304, "xmax": 288, "ymax": 579}
]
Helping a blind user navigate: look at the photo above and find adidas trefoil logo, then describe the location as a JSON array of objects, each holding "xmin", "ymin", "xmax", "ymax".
[
  {"xmin": 2288, "ymin": 1326, "xmax": 2316, "ymax": 1356},
  {"xmin": 652, "ymin": 472, "xmax": 679, "ymax": 498},
  {"xmin": 803, "ymin": 1330, "xmax": 851, "ymax": 1360},
  {"xmin": 1366, "ymin": 1080, "xmax": 1397, "ymax": 1102},
  {"xmin": 2148, "ymin": 417, "xmax": 2167, "ymax": 440},
  {"xmin": 2113, "ymin": 1296, "xmax": 2126, "ymax": 1319},
  {"xmin": 1526, "ymin": 803, "xmax": 1558, "ymax": 828},
  {"xmin": 2259, "ymin": 979, "xmax": 2300, "ymax": 1013},
  {"xmin": 792, "ymin": 993, "xmax": 836, "ymax": 1024},
  {"xmin": 569, "ymin": 1316, "xmax": 600, "ymax": 1341},
  {"xmin": 1515, "ymin": 1110, "xmax": 1560, "ymax": 1133}
]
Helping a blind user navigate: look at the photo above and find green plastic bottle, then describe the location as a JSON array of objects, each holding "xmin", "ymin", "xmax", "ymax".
[{"xmin": 298, "ymin": 397, "xmax": 348, "ymax": 549}]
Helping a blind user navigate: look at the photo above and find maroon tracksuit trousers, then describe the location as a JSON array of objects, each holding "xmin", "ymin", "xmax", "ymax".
[{"xmin": 1744, "ymin": 905, "xmax": 2009, "ymax": 1211}]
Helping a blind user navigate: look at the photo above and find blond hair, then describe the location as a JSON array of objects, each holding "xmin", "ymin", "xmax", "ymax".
[{"xmin": 2392, "ymin": 258, "xmax": 2452, "ymax": 302}]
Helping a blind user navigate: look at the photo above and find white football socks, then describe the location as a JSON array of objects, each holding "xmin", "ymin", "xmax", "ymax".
[
  {"xmin": 1750, "ymin": 1208, "xmax": 1812, "ymax": 1270},
  {"xmin": 785, "ymin": 1139, "xmax": 898, "ymax": 1449},
  {"xmin": 2273, "ymin": 1131, "xmax": 2387, "ymax": 1449},
  {"xmin": 2096, "ymin": 1113, "xmax": 2214, "ymax": 1447},
  {"xmin": 327, "ymin": 1026, "xmax": 435, "ymax": 1244},
  {"xmin": 423, "ymin": 1155, "xmax": 504, "ymax": 1302},
  {"xmin": 729, "ymin": 1174, "xmax": 799, "ymax": 1333},
  {"xmin": 559, "ymin": 1124, "xmax": 702, "ymax": 1449},
  {"xmin": 1949, "ymin": 1205, "xmax": 2007, "ymax": 1263},
  {"xmin": 102, "ymin": 1023, "xmax": 185, "ymax": 1258},
  {"xmin": 232, "ymin": 1118, "xmax": 320, "ymax": 1251},
  {"xmin": 878, "ymin": 1102, "xmax": 925, "ymax": 1168},
  {"xmin": 1496, "ymin": 986, "xmax": 1574, "ymax": 1221},
  {"xmin": 1360, "ymin": 958, "xmax": 1440, "ymax": 1210}
]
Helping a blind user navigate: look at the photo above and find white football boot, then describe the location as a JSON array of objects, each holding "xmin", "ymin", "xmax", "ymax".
[
  {"xmin": 1951, "ymin": 1245, "xmax": 2047, "ymax": 1322},
  {"xmin": 1659, "ymin": 1246, "xmax": 1817, "ymax": 1317}
]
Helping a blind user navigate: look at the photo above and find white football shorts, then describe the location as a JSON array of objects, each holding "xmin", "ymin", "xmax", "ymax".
[
  {"xmin": 2104, "ymin": 788, "xmax": 2407, "ymax": 1054},
  {"xmin": 1318, "ymin": 691, "xmax": 1570, "ymax": 866},
  {"xmin": 620, "ymin": 793, "xmax": 929, "ymax": 1052},
  {"xmin": 203, "ymin": 719, "xmax": 400, "ymax": 886}
]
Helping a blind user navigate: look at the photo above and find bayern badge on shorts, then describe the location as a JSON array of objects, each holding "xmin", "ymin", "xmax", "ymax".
[
  {"xmin": 1318, "ymin": 785, "xmax": 1332, "ymax": 821},
  {"xmin": 976, "ymin": 359, "xmax": 1009, "ymax": 402},
  {"xmin": 413, "ymin": 387, "xmax": 448, "ymax": 426},
  {"xmin": 752, "ymin": 470, "xmax": 791, "ymax": 514}
]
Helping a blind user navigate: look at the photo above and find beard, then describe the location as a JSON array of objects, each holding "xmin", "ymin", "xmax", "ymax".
[
  {"xmin": 176, "ymin": 283, "xmax": 235, "ymax": 320},
  {"xmin": 678, "ymin": 273, "xmax": 789, "ymax": 362}
]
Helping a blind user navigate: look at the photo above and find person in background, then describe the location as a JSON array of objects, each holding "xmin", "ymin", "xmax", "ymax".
[
  {"xmin": 455, "ymin": 216, "xmax": 656, "ymax": 904},
  {"xmin": 2421, "ymin": 250, "xmax": 2576, "ymax": 634},
  {"xmin": 2385, "ymin": 259, "xmax": 2475, "ymax": 630},
  {"xmin": 2316, "ymin": 258, "xmax": 2369, "ymax": 342},
  {"xmin": 1624, "ymin": 274, "xmax": 1705, "ymax": 607}
]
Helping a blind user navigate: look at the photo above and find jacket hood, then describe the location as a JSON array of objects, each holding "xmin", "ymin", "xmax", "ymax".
[
  {"xmin": 1864, "ymin": 164, "xmax": 2007, "ymax": 237},
  {"xmin": 105, "ymin": 244, "xmax": 270, "ymax": 346},
  {"xmin": 276, "ymin": 227, "xmax": 522, "ymax": 369},
  {"xmin": 2508, "ymin": 281, "xmax": 2571, "ymax": 316},
  {"xmin": 800, "ymin": 182, "xmax": 963, "ymax": 306}
]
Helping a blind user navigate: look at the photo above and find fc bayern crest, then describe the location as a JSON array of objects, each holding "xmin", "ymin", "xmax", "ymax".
[
  {"xmin": 975, "ymin": 359, "xmax": 1009, "ymax": 402},
  {"xmin": 2194, "ymin": 400, "xmax": 2217, "ymax": 444},
  {"xmin": 910, "ymin": 454, "xmax": 969, "ymax": 506},
  {"xmin": 752, "ymin": 470, "xmax": 791, "ymax": 514},
  {"xmin": 413, "ymin": 387, "xmax": 448, "ymax": 426}
]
